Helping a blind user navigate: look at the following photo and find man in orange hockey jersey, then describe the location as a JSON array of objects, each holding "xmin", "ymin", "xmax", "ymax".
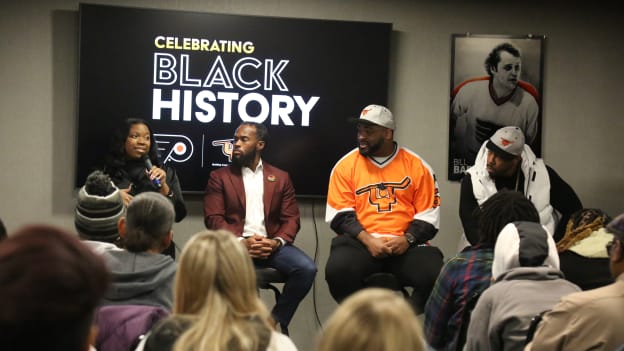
[{"xmin": 325, "ymin": 104, "xmax": 443, "ymax": 312}]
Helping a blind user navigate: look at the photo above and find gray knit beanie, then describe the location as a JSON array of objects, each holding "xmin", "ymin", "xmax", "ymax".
[{"xmin": 74, "ymin": 171, "xmax": 124, "ymax": 242}]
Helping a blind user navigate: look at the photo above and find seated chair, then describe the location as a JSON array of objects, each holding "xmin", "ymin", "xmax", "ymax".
[
  {"xmin": 363, "ymin": 272, "xmax": 410, "ymax": 298},
  {"xmin": 255, "ymin": 267, "xmax": 289, "ymax": 335},
  {"xmin": 95, "ymin": 304, "xmax": 169, "ymax": 351},
  {"xmin": 525, "ymin": 310, "xmax": 549, "ymax": 345},
  {"xmin": 256, "ymin": 267, "xmax": 287, "ymax": 302}
]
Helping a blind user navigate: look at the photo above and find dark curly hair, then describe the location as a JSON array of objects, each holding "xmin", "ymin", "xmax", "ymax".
[
  {"xmin": 484, "ymin": 42, "xmax": 521, "ymax": 77},
  {"xmin": 84, "ymin": 170, "xmax": 116, "ymax": 196},
  {"xmin": 105, "ymin": 118, "xmax": 162, "ymax": 169},
  {"xmin": 475, "ymin": 190, "xmax": 539, "ymax": 245}
]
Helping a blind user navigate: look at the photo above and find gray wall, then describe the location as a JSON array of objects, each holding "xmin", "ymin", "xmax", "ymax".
[{"xmin": 1, "ymin": 1, "xmax": 622, "ymax": 350}]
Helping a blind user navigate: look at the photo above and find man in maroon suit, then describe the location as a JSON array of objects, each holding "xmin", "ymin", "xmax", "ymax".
[{"xmin": 204, "ymin": 122, "xmax": 317, "ymax": 332}]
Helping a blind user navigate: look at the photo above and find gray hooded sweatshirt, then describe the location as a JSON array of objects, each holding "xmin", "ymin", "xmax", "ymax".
[
  {"xmin": 102, "ymin": 251, "xmax": 176, "ymax": 310},
  {"xmin": 464, "ymin": 221, "xmax": 580, "ymax": 351}
]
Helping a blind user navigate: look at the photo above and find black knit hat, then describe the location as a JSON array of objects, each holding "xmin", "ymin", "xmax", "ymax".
[{"xmin": 74, "ymin": 171, "xmax": 124, "ymax": 242}]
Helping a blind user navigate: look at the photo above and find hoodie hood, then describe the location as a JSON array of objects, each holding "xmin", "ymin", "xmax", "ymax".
[
  {"xmin": 104, "ymin": 251, "xmax": 176, "ymax": 303},
  {"xmin": 492, "ymin": 221, "xmax": 559, "ymax": 280}
]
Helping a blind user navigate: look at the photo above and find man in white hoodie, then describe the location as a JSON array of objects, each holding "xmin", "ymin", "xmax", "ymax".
[
  {"xmin": 459, "ymin": 126, "xmax": 582, "ymax": 246},
  {"xmin": 464, "ymin": 221, "xmax": 580, "ymax": 351}
]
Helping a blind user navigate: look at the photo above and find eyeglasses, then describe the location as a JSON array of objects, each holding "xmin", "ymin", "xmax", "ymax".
[{"xmin": 606, "ymin": 239, "xmax": 618, "ymax": 256}]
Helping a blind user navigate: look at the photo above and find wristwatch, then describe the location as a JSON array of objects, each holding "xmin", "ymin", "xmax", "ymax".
[
  {"xmin": 404, "ymin": 233, "xmax": 416, "ymax": 247},
  {"xmin": 272, "ymin": 238, "xmax": 284, "ymax": 249}
]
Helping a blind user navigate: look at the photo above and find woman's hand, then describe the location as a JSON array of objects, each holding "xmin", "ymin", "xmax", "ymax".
[
  {"xmin": 146, "ymin": 166, "xmax": 169, "ymax": 189},
  {"xmin": 147, "ymin": 166, "xmax": 172, "ymax": 197},
  {"xmin": 119, "ymin": 184, "xmax": 133, "ymax": 207}
]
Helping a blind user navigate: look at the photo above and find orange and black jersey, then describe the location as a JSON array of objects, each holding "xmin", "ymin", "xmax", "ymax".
[{"xmin": 325, "ymin": 144, "xmax": 440, "ymax": 241}]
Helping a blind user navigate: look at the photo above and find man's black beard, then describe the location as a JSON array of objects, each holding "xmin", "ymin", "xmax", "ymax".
[
  {"xmin": 358, "ymin": 141, "xmax": 381, "ymax": 157},
  {"xmin": 232, "ymin": 151, "xmax": 255, "ymax": 168}
]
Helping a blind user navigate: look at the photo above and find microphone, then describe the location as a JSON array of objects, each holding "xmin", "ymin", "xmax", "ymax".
[{"xmin": 143, "ymin": 156, "xmax": 162, "ymax": 188}]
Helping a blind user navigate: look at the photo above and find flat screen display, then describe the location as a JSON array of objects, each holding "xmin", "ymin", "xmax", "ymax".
[{"xmin": 77, "ymin": 4, "xmax": 391, "ymax": 196}]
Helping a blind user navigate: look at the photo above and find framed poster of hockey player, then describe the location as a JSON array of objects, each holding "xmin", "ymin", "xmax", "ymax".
[{"xmin": 448, "ymin": 34, "xmax": 545, "ymax": 181}]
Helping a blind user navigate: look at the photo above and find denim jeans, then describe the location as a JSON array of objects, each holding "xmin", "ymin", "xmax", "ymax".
[{"xmin": 254, "ymin": 244, "xmax": 317, "ymax": 327}]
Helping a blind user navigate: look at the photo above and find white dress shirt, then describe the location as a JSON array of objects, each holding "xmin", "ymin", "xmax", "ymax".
[{"xmin": 242, "ymin": 160, "xmax": 267, "ymax": 238}]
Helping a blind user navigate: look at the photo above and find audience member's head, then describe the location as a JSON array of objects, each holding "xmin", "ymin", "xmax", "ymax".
[
  {"xmin": 476, "ymin": 190, "xmax": 540, "ymax": 245},
  {"xmin": 165, "ymin": 229, "xmax": 270, "ymax": 351},
  {"xmin": 492, "ymin": 221, "xmax": 559, "ymax": 280},
  {"xmin": 173, "ymin": 229, "xmax": 260, "ymax": 315},
  {"xmin": 606, "ymin": 213, "xmax": 624, "ymax": 279},
  {"xmin": 0, "ymin": 225, "xmax": 110, "ymax": 351},
  {"xmin": 119, "ymin": 192, "xmax": 174, "ymax": 253},
  {"xmin": 0, "ymin": 217, "xmax": 6, "ymax": 241},
  {"xmin": 317, "ymin": 288, "xmax": 425, "ymax": 351},
  {"xmin": 75, "ymin": 170, "xmax": 125, "ymax": 243}
]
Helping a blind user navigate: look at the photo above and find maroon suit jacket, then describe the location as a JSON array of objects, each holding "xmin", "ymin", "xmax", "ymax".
[{"xmin": 203, "ymin": 162, "xmax": 300, "ymax": 243}]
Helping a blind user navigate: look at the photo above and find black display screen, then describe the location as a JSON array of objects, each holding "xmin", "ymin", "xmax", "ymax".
[{"xmin": 77, "ymin": 4, "xmax": 391, "ymax": 196}]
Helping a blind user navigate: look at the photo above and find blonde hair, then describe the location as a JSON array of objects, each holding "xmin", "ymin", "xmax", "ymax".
[
  {"xmin": 317, "ymin": 288, "xmax": 425, "ymax": 351},
  {"xmin": 172, "ymin": 230, "xmax": 271, "ymax": 351}
]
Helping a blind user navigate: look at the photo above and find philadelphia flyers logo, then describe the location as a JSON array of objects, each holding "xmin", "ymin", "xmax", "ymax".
[
  {"xmin": 154, "ymin": 134, "xmax": 194, "ymax": 164},
  {"xmin": 355, "ymin": 176, "xmax": 411, "ymax": 212}
]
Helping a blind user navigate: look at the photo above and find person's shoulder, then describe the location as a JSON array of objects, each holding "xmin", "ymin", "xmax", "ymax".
[
  {"xmin": 163, "ymin": 162, "xmax": 181, "ymax": 174},
  {"xmin": 268, "ymin": 331, "xmax": 298, "ymax": 351},
  {"xmin": 442, "ymin": 254, "xmax": 471, "ymax": 271},
  {"xmin": 153, "ymin": 314, "xmax": 194, "ymax": 332},
  {"xmin": 144, "ymin": 315, "xmax": 194, "ymax": 351},
  {"xmin": 397, "ymin": 147, "xmax": 435, "ymax": 172},
  {"xmin": 460, "ymin": 172, "xmax": 474, "ymax": 184},
  {"xmin": 397, "ymin": 146, "xmax": 421, "ymax": 160},
  {"xmin": 517, "ymin": 80, "xmax": 540, "ymax": 102},
  {"xmin": 119, "ymin": 251, "xmax": 176, "ymax": 271},
  {"xmin": 452, "ymin": 76, "xmax": 489, "ymax": 97},
  {"xmin": 560, "ymin": 281, "xmax": 623, "ymax": 307},
  {"xmin": 336, "ymin": 148, "xmax": 360, "ymax": 163},
  {"xmin": 543, "ymin": 164, "xmax": 556, "ymax": 173},
  {"xmin": 262, "ymin": 162, "xmax": 290, "ymax": 177},
  {"xmin": 155, "ymin": 253, "xmax": 177, "ymax": 270},
  {"xmin": 210, "ymin": 165, "xmax": 237, "ymax": 177},
  {"xmin": 542, "ymin": 164, "xmax": 566, "ymax": 182},
  {"xmin": 330, "ymin": 148, "xmax": 361, "ymax": 170},
  {"xmin": 83, "ymin": 240, "xmax": 122, "ymax": 255},
  {"xmin": 446, "ymin": 248, "xmax": 492, "ymax": 270}
]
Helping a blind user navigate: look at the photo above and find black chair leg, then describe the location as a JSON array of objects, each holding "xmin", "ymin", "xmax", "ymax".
[
  {"xmin": 255, "ymin": 268, "xmax": 288, "ymax": 335},
  {"xmin": 267, "ymin": 284, "xmax": 282, "ymax": 303}
]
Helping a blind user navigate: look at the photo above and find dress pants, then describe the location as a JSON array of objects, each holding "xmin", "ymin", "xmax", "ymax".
[{"xmin": 325, "ymin": 234, "xmax": 443, "ymax": 313}]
